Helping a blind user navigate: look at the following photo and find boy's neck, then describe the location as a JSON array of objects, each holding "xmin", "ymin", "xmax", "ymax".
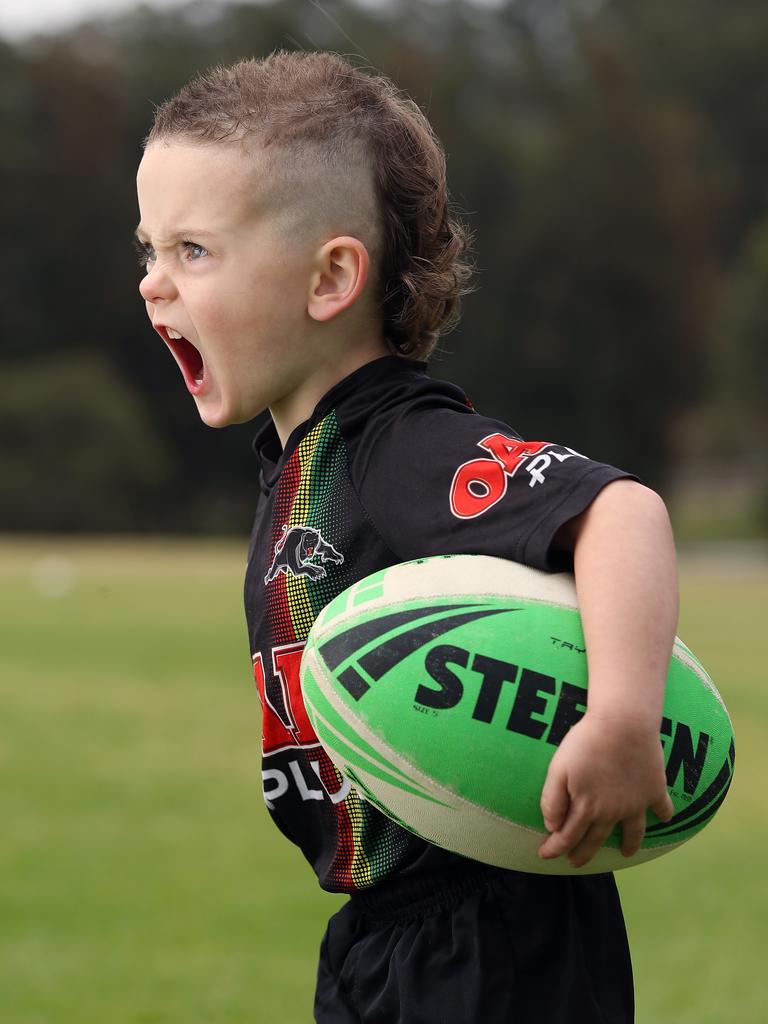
[{"xmin": 269, "ymin": 337, "xmax": 391, "ymax": 448}]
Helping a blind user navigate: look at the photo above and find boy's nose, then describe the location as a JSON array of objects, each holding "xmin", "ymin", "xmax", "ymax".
[{"xmin": 139, "ymin": 264, "xmax": 177, "ymax": 304}]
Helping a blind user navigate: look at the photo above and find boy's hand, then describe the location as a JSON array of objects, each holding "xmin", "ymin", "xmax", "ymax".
[{"xmin": 537, "ymin": 709, "xmax": 674, "ymax": 868}]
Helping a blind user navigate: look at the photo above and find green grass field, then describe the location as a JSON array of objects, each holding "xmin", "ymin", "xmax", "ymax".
[{"xmin": 1, "ymin": 537, "xmax": 765, "ymax": 1023}]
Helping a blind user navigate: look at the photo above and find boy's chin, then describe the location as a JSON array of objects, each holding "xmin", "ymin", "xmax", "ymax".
[
  {"xmin": 194, "ymin": 394, "xmax": 261, "ymax": 429},
  {"xmin": 194, "ymin": 395, "xmax": 234, "ymax": 429}
]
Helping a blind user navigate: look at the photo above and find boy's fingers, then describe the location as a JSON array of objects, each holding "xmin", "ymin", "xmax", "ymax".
[
  {"xmin": 567, "ymin": 820, "xmax": 616, "ymax": 868},
  {"xmin": 539, "ymin": 765, "xmax": 569, "ymax": 834},
  {"xmin": 620, "ymin": 813, "xmax": 647, "ymax": 858},
  {"xmin": 651, "ymin": 792, "xmax": 675, "ymax": 822},
  {"xmin": 538, "ymin": 807, "xmax": 590, "ymax": 860}
]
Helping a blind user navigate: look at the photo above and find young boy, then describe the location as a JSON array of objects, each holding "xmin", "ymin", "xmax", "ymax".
[{"xmin": 135, "ymin": 51, "xmax": 677, "ymax": 1023}]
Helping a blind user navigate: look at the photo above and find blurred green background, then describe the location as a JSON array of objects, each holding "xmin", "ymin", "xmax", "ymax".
[
  {"xmin": 1, "ymin": 0, "xmax": 767, "ymax": 534},
  {"xmin": 1, "ymin": 1, "xmax": 766, "ymax": 1021}
]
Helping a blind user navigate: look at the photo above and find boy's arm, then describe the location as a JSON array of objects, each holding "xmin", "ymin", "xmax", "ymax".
[{"xmin": 537, "ymin": 479, "xmax": 677, "ymax": 868}]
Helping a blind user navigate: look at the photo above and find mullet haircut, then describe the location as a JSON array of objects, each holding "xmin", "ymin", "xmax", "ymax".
[{"xmin": 145, "ymin": 50, "xmax": 474, "ymax": 360}]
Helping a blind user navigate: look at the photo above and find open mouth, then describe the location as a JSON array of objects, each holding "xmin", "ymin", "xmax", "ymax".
[{"xmin": 160, "ymin": 328, "xmax": 205, "ymax": 394}]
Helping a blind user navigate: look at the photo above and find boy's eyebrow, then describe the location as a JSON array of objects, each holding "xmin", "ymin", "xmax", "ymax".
[{"xmin": 133, "ymin": 223, "xmax": 217, "ymax": 242}]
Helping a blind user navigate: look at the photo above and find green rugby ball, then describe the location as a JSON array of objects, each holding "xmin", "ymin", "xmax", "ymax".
[{"xmin": 301, "ymin": 555, "xmax": 735, "ymax": 874}]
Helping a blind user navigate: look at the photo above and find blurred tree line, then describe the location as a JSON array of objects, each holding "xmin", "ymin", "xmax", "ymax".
[{"xmin": 0, "ymin": 0, "xmax": 765, "ymax": 534}]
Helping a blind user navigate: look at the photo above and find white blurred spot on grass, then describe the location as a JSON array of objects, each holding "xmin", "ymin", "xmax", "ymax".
[{"xmin": 33, "ymin": 556, "xmax": 77, "ymax": 598}]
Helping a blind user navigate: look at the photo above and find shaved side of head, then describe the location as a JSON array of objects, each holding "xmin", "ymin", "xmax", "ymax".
[
  {"xmin": 248, "ymin": 136, "xmax": 381, "ymax": 266},
  {"xmin": 145, "ymin": 51, "xmax": 473, "ymax": 359}
]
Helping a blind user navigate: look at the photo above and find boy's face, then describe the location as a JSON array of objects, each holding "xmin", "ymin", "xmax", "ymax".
[{"xmin": 135, "ymin": 140, "xmax": 321, "ymax": 428}]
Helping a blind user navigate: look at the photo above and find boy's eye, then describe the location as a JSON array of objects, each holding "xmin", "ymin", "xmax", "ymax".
[
  {"xmin": 132, "ymin": 238, "xmax": 209, "ymax": 271},
  {"xmin": 183, "ymin": 241, "xmax": 209, "ymax": 260},
  {"xmin": 133, "ymin": 238, "xmax": 155, "ymax": 270}
]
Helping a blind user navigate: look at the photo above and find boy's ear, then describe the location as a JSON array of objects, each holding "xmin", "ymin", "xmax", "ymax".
[{"xmin": 308, "ymin": 236, "xmax": 370, "ymax": 322}]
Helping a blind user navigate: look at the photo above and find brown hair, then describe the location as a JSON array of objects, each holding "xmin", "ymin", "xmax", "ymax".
[{"xmin": 145, "ymin": 50, "xmax": 474, "ymax": 360}]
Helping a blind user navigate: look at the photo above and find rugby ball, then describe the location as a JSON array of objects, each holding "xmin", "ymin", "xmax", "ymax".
[{"xmin": 301, "ymin": 555, "xmax": 735, "ymax": 874}]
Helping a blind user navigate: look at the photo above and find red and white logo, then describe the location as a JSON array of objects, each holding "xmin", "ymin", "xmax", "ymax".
[
  {"xmin": 252, "ymin": 642, "xmax": 351, "ymax": 809},
  {"xmin": 450, "ymin": 433, "xmax": 587, "ymax": 519},
  {"xmin": 252, "ymin": 642, "xmax": 318, "ymax": 755}
]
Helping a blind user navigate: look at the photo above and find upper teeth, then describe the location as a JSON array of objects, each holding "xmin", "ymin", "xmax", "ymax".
[{"xmin": 167, "ymin": 328, "xmax": 183, "ymax": 340}]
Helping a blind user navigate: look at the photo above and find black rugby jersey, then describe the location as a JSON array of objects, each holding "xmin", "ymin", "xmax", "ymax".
[{"xmin": 243, "ymin": 356, "xmax": 632, "ymax": 894}]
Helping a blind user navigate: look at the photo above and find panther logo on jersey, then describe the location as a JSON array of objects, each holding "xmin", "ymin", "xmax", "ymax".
[{"xmin": 264, "ymin": 525, "xmax": 344, "ymax": 584}]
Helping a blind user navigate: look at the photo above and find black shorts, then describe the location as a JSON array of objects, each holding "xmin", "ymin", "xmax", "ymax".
[{"xmin": 314, "ymin": 862, "xmax": 633, "ymax": 1023}]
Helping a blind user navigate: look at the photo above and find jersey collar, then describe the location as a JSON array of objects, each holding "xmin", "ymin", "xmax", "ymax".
[{"xmin": 251, "ymin": 355, "xmax": 428, "ymax": 490}]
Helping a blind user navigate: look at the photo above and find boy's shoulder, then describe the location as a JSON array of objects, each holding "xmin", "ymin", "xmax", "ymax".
[
  {"xmin": 324, "ymin": 357, "xmax": 634, "ymax": 571},
  {"xmin": 334, "ymin": 356, "xmax": 482, "ymax": 465}
]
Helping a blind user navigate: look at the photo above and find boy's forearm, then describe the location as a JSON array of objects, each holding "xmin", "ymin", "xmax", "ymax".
[
  {"xmin": 569, "ymin": 479, "xmax": 679, "ymax": 721},
  {"xmin": 537, "ymin": 480, "xmax": 677, "ymax": 866}
]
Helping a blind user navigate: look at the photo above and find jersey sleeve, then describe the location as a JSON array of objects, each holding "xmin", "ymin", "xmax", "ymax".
[{"xmin": 355, "ymin": 407, "xmax": 637, "ymax": 572}]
